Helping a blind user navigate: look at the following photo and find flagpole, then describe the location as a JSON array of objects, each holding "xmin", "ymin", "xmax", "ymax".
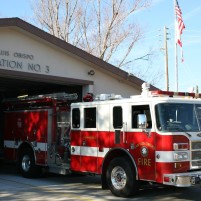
[
  {"xmin": 174, "ymin": 0, "xmax": 178, "ymax": 92},
  {"xmin": 175, "ymin": 42, "xmax": 178, "ymax": 92},
  {"xmin": 164, "ymin": 26, "xmax": 169, "ymax": 91}
]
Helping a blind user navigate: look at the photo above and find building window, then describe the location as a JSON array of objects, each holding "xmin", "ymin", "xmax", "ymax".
[
  {"xmin": 113, "ymin": 106, "xmax": 123, "ymax": 129},
  {"xmin": 72, "ymin": 108, "xmax": 80, "ymax": 128},
  {"xmin": 84, "ymin": 107, "xmax": 96, "ymax": 128}
]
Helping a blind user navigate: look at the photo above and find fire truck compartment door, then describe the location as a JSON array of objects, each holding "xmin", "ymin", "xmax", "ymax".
[{"xmin": 80, "ymin": 130, "xmax": 98, "ymax": 172}]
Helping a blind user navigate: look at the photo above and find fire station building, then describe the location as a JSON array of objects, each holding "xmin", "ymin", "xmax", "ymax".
[
  {"xmin": 0, "ymin": 17, "xmax": 157, "ymax": 101},
  {"xmin": 0, "ymin": 17, "xmax": 158, "ymax": 161}
]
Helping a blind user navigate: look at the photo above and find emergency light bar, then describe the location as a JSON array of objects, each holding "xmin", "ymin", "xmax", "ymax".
[
  {"xmin": 151, "ymin": 90, "xmax": 201, "ymax": 98},
  {"xmin": 95, "ymin": 94, "xmax": 122, "ymax": 101}
]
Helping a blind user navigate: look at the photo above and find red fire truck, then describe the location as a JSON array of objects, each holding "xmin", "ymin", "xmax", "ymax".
[{"xmin": 2, "ymin": 83, "xmax": 201, "ymax": 197}]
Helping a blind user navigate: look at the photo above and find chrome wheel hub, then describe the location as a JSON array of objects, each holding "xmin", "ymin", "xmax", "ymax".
[{"xmin": 111, "ymin": 166, "xmax": 127, "ymax": 190}]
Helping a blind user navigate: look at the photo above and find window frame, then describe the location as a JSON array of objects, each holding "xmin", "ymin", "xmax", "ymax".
[
  {"xmin": 84, "ymin": 107, "xmax": 97, "ymax": 128},
  {"xmin": 72, "ymin": 108, "xmax": 80, "ymax": 128},
  {"xmin": 131, "ymin": 104, "xmax": 152, "ymax": 129},
  {"xmin": 113, "ymin": 106, "xmax": 123, "ymax": 129}
]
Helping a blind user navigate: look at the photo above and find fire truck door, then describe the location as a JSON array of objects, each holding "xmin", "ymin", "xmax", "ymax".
[
  {"xmin": 80, "ymin": 107, "xmax": 98, "ymax": 173},
  {"xmin": 128, "ymin": 104, "xmax": 155, "ymax": 181}
]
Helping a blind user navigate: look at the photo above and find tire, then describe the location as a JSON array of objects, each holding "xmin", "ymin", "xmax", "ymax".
[
  {"xmin": 106, "ymin": 157, "xmax": 138, "ymax": 197},
  {"xmin": 18, "ymin": 148, "xmax": 40, "ymax": 178}
]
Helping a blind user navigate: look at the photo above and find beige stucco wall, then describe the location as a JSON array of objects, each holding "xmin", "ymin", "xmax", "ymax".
[{"xmin": 0, "ymin": 27, "xmax": 141, "ymax": 98}]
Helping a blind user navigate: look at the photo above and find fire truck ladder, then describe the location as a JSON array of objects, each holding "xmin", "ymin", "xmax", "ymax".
[{"xmin": 4, "ymin": 92, "xmax": 78, "ymax": 102}]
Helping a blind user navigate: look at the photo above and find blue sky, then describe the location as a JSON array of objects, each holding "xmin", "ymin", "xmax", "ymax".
[
  {"xmin": 135, "ymin": 0, "xmax": 201, "ymax": 91},
  {"xmin": 0, "ymin": 0, "xmax": 201, "ymax": 92}
]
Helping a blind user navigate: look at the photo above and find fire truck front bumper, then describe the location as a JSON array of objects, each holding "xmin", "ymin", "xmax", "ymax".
[{"xmin": 163, "ymin": 171, "xmax": 201, "ymax": 187}]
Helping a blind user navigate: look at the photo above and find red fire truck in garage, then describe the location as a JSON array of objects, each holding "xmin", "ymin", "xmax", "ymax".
[{"xmin": 2, "ymin": 83, "xmax": 201, "ymax": 197}]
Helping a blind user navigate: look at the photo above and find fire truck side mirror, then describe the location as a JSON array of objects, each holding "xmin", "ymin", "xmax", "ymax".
[{"xmin": 137, "ymin": 114, "xmax": 147, "ymax": 129}]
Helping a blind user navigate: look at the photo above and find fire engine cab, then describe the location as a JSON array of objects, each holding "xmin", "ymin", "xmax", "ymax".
[{"xmin": 3, "ymin": 83, "xmax": 201, "ymax": 197}]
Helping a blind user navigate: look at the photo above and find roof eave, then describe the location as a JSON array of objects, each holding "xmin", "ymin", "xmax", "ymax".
[{"xmin": 0, "ymin": 17, "xmax": 158, "ymax": 91}]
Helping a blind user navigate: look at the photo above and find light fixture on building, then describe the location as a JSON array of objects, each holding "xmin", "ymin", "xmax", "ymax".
[{"xmin": 88, "ymin": 70, "xmax": 95, "ymax": 76}]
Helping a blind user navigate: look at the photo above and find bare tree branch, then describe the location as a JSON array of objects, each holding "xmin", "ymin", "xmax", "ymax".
[{"xmin": 31, "ymin": 0, "xmax": 162, "ymax": 86}]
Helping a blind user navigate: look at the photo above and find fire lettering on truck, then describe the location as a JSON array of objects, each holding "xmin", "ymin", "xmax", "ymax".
[
  {"xmin": 138, "ymin": 158, "xmax": 151, "ymax": 166},
  {"xmin": 135, "ymin": 142, "xmax": 155, "ymax": 150},
  {"xmin": 84, "ymin": 136, "xmax": 96, "ymax": 140}
]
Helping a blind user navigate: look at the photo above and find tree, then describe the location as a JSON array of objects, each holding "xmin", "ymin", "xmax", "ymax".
[{"xmin": 31, "ymin": 0, "xmax": 161, "ymax": 85}]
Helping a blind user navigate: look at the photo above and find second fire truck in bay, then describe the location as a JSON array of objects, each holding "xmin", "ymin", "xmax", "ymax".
[{"xmin": 2, "ymin": 83, "xmax": 201, "ymax": 197}]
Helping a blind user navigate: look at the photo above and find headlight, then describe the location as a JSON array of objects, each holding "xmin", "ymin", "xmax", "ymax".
[
  {"xmin": 174, "ymin": 152, "xmax": 188, "ymax": 161},
  {"xmin": 173, "ymin": 143, "xmax": 189, "ymax": 150}
]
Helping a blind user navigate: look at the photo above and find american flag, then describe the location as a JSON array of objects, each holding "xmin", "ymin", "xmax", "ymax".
[{"xmin": 175, "ymin": 0, "xmax": 185, "ymax": 47}]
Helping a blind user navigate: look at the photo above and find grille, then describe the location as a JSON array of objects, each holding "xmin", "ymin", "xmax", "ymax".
[{"xmin": 191, "ymin": 141, "xmax": 201, "ymax": 168}]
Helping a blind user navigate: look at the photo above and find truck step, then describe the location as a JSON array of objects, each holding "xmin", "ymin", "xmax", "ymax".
[{"xmin": 48, "ymin": 163, "xmax": 71, "ymax": 175}]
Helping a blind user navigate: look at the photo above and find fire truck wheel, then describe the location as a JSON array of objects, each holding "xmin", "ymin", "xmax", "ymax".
[
  {"xmin": 18, "ymin": 148, "xmax": 40, "ymax": 178},
  {"xmin": 106, "ymin": 157, "xmax": 138, "ymax": 197}
]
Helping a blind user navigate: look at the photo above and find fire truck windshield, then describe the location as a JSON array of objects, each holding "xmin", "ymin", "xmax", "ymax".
[{"xmin": 155, "ymin": 103, "xmax": 201, "ymax": 132}]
